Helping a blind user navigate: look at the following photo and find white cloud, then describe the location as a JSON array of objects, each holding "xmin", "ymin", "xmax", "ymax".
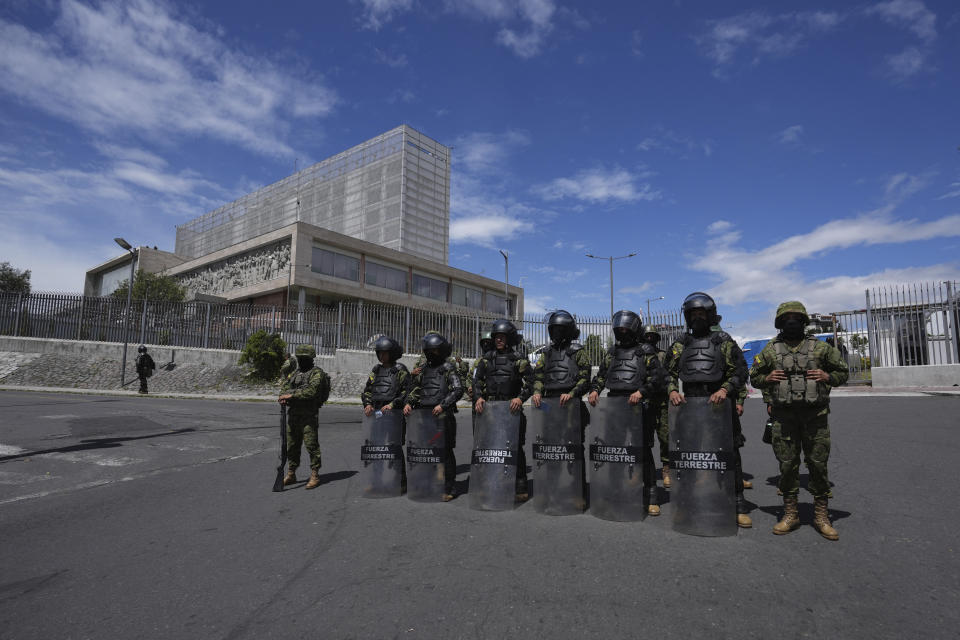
[
  {"xmin": 523, "ymin": 294, "xmax": 553, "ymax": 315},
  {"xmin": 707, "ymin": 220, "xmax": 733, "ymax": 233},
  {"xmin": 533, "ymin": 166, "xmax": 661, "ymax": 203},
  {"xmin": 637, "ymin": 126, "xmax": 714, "ymax": 158},
  {"xmin": 619, "ymin": 282, "xmax": 655, "ymax": 295},
  {"xmin": 885, "ymin": 46, "xmax": 928, "ymax": 79},
  {"xmin": 374, "ymin": 47, "xmax": 409, "ymax": 68},
  {"xmin": 866, "ymin": 0, "xmax": 937, "ymax": 43},
  {"xmin": 446, "ymin": 0, "xmax": 558, "ymax": 58},
  {"xmin": 357, "ymin": 0, "xmax": 414, "ymax": 31},
  {"xmin": 777, "ymin": 124, "xmax": 804, "ymax": 144},
  {"xmin": 449, "ymin": 215, "xmax": 533, "ymax": 246},
  {"xmin": 0, "ymin": 0, "xmax": 337, "ymax": 158},
  {"xmin": 699, "ymin": 10, "xmax": 842, "ymax": 74},
  {"xmin": 453, "ymin": 130, "xmax": 531, "ymax": 174},
  {"xmin": 938, "ymin": 178, "xmax": 960, "ymax": 200}
]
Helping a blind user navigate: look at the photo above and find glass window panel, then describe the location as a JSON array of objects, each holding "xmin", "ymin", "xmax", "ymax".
[
  {"xmin": 312, "ymin": 247, "xmax": 359, "ymax": 282},
  {"xmin": 366, "ymin": 262, "xmax": 408, "ymax": 293},
  {"xmin": 413, "ymin": 274, "xmax": 448, "ymax": 301}
]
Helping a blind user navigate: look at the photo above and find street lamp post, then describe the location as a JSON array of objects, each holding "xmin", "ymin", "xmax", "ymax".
[
  {"xmin": 586, "ymin": 252, "xmax": 637, "ymax": 318},
  {"xmin": 645, "ymin": 295, "xmax": 665, "ymax": 322},
  {"xmin": 114, "ymin": 237, "xmax": 137, "ymax": 387},
  {"xmin": 499, "ymin": 249, "xmax": 509, "ymax": 317}
]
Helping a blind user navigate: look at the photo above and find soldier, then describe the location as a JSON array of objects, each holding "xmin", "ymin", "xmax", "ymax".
[
  {"xmin": 641, "ymin": 325, "xmax": 671, "ymax": 488},
  {"xmin": 467, "ymin": 330, "xmax": 496, "ymax": 402},
  {"xmin": 749, "ymin": 301, "xmax": 849, "ymax": 540},
  {"xmin": 361, "ymin": 336, "xmax": 410, "ymax": 417},
  {"xmin": 412, "ymin": 331, "xmax": 470, "ymax": 386},
  {"xmin": 712, "ymin": 321, "xmax": 753, "ymax": 491},
  {"xmin": 667, "ymin": 292, "xmax": 751, "ymax": 529},
  {"xmin": 135, "ymin": 345, "xmax": 156, "ymax": 394},
  {"xmin": 531, "ymin": 310, "xmax": 591, "ymax": 416},
  {"xmin": 278, "ymin": 345, "xmax": 331, "ymax": 490},
  {"xmin": 404, "ymin": 333, "xmax": 463, "ymax": 501},
  {"xmin": 589, "ymin": 311, "xmax": 667, "ymax": 515},
  {"xmin": 473, "ymin": 319, "xmax": 535, "ymax": 501}
]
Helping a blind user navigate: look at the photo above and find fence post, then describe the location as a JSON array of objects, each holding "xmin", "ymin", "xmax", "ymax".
[
  {"xmin": 946, "ymin": 281, "xmax": 958, "ymax": 365},
  {"xmin": 76, "ymin": 295, "xmax": 85, "ymax": 341},
  {"xmin": 139, "ymin": 298, "xmax": 147, "ymax": 345},
  {"xmin": 203, "ymin": 302, "xmax": 211, "ymax": 349},
  {"xmin": 13, "ymin": 293, "xmax": 22, "ymax": 337},
  {"xmin": 336, "ymin": 301, "xmax": 342, "ymax": 350},
  {"xmin": 405, "ymin": 307, "xmax": 411, "ymax": 354},
  {"xmin": 864, "ymin": 288, "xmax": 878, "ymax": 368}
]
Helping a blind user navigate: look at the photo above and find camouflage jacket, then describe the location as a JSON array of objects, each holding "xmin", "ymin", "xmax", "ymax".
[
  {"xmin": 412, "ymin": 353, "xmax": 469, "ymax": 390},
  {"xmin": 749, "ymin": 335, "xmax": 849, "ymax": 416},
  {"xmin": 472, "ymin": 349, "xmax": 534, "ymax": 402},
  {"xmin": 591, "ymin": 346, "xmax": 666, "ymax": 398},
  {"xmin": 532, "ymin": 344, "xmax": 592, "ymax": 397},
  {"xmin": 280, "ymin": 367, "xmax": 331, "ymax": 416},
  {"xmin": 666, "ymin": 333, "xmax": 747, "ymax": 397},
  {"xmin": 360, "ymin": 364, "xmax": 410, "ymax": 410},
  {"xmin": 406, "ymin": 361, "xmax": 464, "ymax": 413}
]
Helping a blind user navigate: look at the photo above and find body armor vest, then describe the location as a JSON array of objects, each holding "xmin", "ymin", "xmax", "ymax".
[
  {"xmin": 370, "ymin": 364, "xmax": 402, "ymax": 404},
  {"xmin": 678, "ymin": 335, "xmax": 725, "ymax": 383},
  {"xmin": 543, "ymin": 345, "xmax": 580, "ymax": 392},
  {"xmin": 485, "ymin": 351, "xmax": 521, "ymax": 400},
  {"xmin": 605, "ymin": 346, "xmax": 647, "ymax": 392},
  {"xmin": 419, "ymin": 362, "xmax": 451, "ymax": 406},
  {"xmin": 771, "ymin": 337, "xmax": 829, "ymax": 407}
]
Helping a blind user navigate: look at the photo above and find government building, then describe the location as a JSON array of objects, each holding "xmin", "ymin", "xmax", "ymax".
[{"xmin": 84, "ymin": 125, "xmax": 523, "ymax": 317}]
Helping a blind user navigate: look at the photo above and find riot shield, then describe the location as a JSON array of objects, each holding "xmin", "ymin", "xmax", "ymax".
[
  {"xmin": 588, "ymin": 397, "xmax": 646, "ymax": 521},
  {"xmin": 405, "ymin": 409, "xmax": 446, "ymax": 502},
  {"xmin": 360, "ymin": 411, "xmax": 404, "ymax": 498},
  {"xmin": 668, "ymin": 397, "xmax": 737, "ymax": 536},
  {"xmin": 470, "ymin": 401, "xmax": 521, "ymax": 511},
  {"xmin": 529, "ymin": 398, "xmax": 585, "ymax": 515}
]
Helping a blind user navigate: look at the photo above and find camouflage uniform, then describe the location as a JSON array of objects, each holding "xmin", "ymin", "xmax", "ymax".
[
  {"xmin": 532, "ymin": 347, "xmax": 592, "ymax": 402},
  {"xmin": 279, "ymin": 354, "xmax": 298, "ymax": 381},
  {"xmin": 413, "ymin": 352, "xmax": 470, "ymax": 393},
  {"xmin": 360, "ymin": 364, "xmax": 411, "ymax": 410},
  {"xmin": 135, "ymin": 347, "xmax": 155, "ymax": 394},
  {"xmin": 280, "ymin": 346, "xmax": 331, "ymax": 474},
  {"xmin": 650, "ymin": 349, "xmax": 670, "ymax": 468},
  {"xmin": 749, "ymin": 301, "xmax": 848, "ymax": 539}
]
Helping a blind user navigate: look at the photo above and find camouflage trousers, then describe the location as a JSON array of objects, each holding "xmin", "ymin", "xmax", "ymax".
[
  {"xmin": 771, "ymin": 408, "xmax": 832, "ymax": 498},
  {"xmin": 286, "ymin": 414, "xmax": 322, "ymax": 471},
  {"xmin": 646, "ymin": 398, "xmax": 670, "ymax": 465}
]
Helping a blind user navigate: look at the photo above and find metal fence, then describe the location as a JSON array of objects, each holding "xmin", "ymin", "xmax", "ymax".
[
  {"xmin": 865, "ymin": 281, "xmax": 959, "ymax": 368},
  {"xmin": 0, "ymin": 292, "xmax": 686, "ymax": 362}
]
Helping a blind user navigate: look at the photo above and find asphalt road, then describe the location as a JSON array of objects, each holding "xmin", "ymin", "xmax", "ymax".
[{"xmin": 0, "ymin": 390, "xmax": 957, "ymax": 639}]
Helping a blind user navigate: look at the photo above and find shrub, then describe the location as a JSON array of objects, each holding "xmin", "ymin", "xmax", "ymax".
[{"xmin": 238, "ymin": 330, "xmax": 287, "ymax": 380}]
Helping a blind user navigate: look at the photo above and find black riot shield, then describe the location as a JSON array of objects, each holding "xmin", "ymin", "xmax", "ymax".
[
  {"xmin": 405, "ymin": 409, "xmax": 446, "ymax": 502},
  {"xmin": 470, "ymin": 401, "xmax": 522, "ymax": 511},
  {"xmin": 588, "ymin": 397, "xmax": 646, "ymax": 521},
  {"xmin": 668, "ymin": 397, "xmax": 737, "ymax": 536},
  {"xmin": 529, "ymin": 398, "xmax": 585, "ymax": 515},
  {"xmin": 360, "ymin": 411, "xmax": 404, "ymax": 498}
]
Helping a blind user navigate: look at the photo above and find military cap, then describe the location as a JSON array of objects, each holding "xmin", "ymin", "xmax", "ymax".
[
  {"xmin": 295, "ymin": 344, "xmax": 317, "ymax": 357},
  {"xmin": 774, "ymin": 301, "xmax": 809, "ymax": 328}
]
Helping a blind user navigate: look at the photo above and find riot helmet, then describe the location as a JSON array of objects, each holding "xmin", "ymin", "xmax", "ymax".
[
  {"xmin": 547, "ymin": 310, "xmax": 580, "ymax": 345},
  {"xmin": 490, "ymin": 318, "xmax": 520, "ymax": 347},
  {"xmin": 137, "ymin": 345, "xmax": 147, "ymax": 353},
  {"xmin": 612, "ymin": 310, "xmax": 641, "ymax": 346},
  {"xmin": 422, "ymin": 332, "xmax": 452, "ymax": 365},
  {"xmin": 374, "ymin": 335, "xmax": 403, "ymax": 363},
  {"xmin": 682, "ymin": 292, "xmax": 718, "ymax": 336}
]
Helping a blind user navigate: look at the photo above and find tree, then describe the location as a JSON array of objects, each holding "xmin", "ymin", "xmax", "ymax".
[
  {"xmin": 582, "ymin": 333, "xmax": 606, "ymax": 367},
  {"xmin": 111, "ymin": 270, "xmax": 186, "ymax": 303},
  {"xmin": 0, "ymin": 262, "xmax": 31, "ymax": 294},
  {"xmin": 238, "ymin": 330, "xmax": 288, "ymax": 380}
]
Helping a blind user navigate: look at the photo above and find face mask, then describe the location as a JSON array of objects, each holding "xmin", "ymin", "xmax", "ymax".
[
  {"xmin": 690, "ymin": 318, "xmax": 710, "ymax": 336},
  {"xmin": 782, "ymin": 319, "xmax": 805, "ymax": 339},
  {"xmin": 297, "ymin": 357, "xmax": 313, "ymax": 370}
]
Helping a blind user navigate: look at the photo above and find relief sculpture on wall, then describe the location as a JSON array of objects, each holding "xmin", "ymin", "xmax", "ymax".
[{"xmin": 177, "ymin": 240, "xmax": 291, "ymax": 296}]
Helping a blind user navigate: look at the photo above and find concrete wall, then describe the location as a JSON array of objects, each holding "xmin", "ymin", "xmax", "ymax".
[
  {"xmin": 872, "ymin": 364, "xmax": 960, "ymax": 388},
  {"xmin": 0, "ymin": 336, "xmax": 243, "ymax": 369}
]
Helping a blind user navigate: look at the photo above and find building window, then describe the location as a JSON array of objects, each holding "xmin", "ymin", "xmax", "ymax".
[
  {"xmin": 311, "ymin": 247, "xmax": 359, "ymax": 281},
  {"xmin": 412, "ymin": 274, "xmax": 448, "ymax": 302},
  {"xmin": 366, "ymin": 261, "xmax": 408, "ymax": 293},
  {"xmin": 486, "ymin": 293, "xmax": 511, "ymax": 315},
  {"xmin": 451, "ymin": 284, "xmax": 482, "ymax": 310}
]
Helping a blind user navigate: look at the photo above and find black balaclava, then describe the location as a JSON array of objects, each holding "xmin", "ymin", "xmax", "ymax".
[
  {"xmin": 690, "ymin": 317, "xmax": 710, "ymax": 337},
  {"xmin": 614, "ymin": 328, "xmax": 636, "ymax": 347},
  {"xmin": 424, "ymin": 348, "xmax": 444, "ymax": 366},
  {"xmin": 296, "ymin": 356, "xmax": 313, "ymax": 371},
  {"xmin": 781, "ymin": 318, "xmax": 806, "ymax": 341}
]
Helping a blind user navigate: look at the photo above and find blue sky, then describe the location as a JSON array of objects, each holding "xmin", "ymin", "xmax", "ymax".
[{"xmin": 1, "ymin": 0, "xmax": 958, "ymax": 339}]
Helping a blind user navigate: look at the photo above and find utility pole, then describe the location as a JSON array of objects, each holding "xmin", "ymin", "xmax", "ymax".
[
  {"xmin": 499, "ymin": 249, "xmax": 509, "ymax": 317},
  {"xmin": 586, "ymin": 252, "xmax": 637, "ymax": 318}
]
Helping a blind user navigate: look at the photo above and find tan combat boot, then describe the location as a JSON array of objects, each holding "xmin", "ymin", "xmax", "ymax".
[
  {"xmin": 773, "ymin": 496, "xmax": 800, "ymax": 535},
  {"xmin": 305, "ymin": 470, "xmax": 321, "ymax": 490},
  {"xmin": 813, "ymin": 497, "xmax": 839, "ymax": 540},
  {"xmin": 662, "ymin": 464, "xmax": 671, "ymax": 488},
  {"xmin": 742, "ymin": 479, "xmax": 753, "ymax": 489},
  {"xmin": 647, "ymin": 504, "xmax": 661, "ymax": 516},
  {"xmin": 282, "ymin": 470, "xmax": 297, "ymax": 486}
]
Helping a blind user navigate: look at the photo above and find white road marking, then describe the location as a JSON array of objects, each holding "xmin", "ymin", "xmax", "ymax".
[{"xmin": 0, "ymin": 444, "xmax": 25, "ymax": 456}]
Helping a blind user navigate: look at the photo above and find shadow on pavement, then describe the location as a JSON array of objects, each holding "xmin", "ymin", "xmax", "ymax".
[{"xmin": 0, "ymin": 428, "xmax": 196, "ymax": 462}]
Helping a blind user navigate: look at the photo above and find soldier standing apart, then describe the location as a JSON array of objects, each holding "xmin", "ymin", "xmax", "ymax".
[
  {"xmin": 279, "ymin": 345, "xmax": 331, "ymax": 490},
  {"xmin": 362, "ymin": 336, "xmax": 410, "ymax": 418},
  {"xmin": 667, "ymin": 292, "xmax": 752, "ymax": 528},
  {"xmin": 749, "ymin": 301, "xmax": 848, "ymax": 540},
  {"xmin": 279, "ymin": 351, "xmax": 298, "ymax": 382},
  {"xmin": 404, "ymin": 334, "xmax": 463, "ymax": 501},
  {"xmin": 135, "ymin": 345, "xmax": 156, "ymax": 394},
  {"xmin": 641, "ymin": 326, "xmax": 672, "ymax": 488},
  {"xmin": 588, "ymin": 311, "xmax": 667, "ymax": 515},
  {"xmin": 473, "ymin": 319, "xmax": 534, "ymax": 500}
]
